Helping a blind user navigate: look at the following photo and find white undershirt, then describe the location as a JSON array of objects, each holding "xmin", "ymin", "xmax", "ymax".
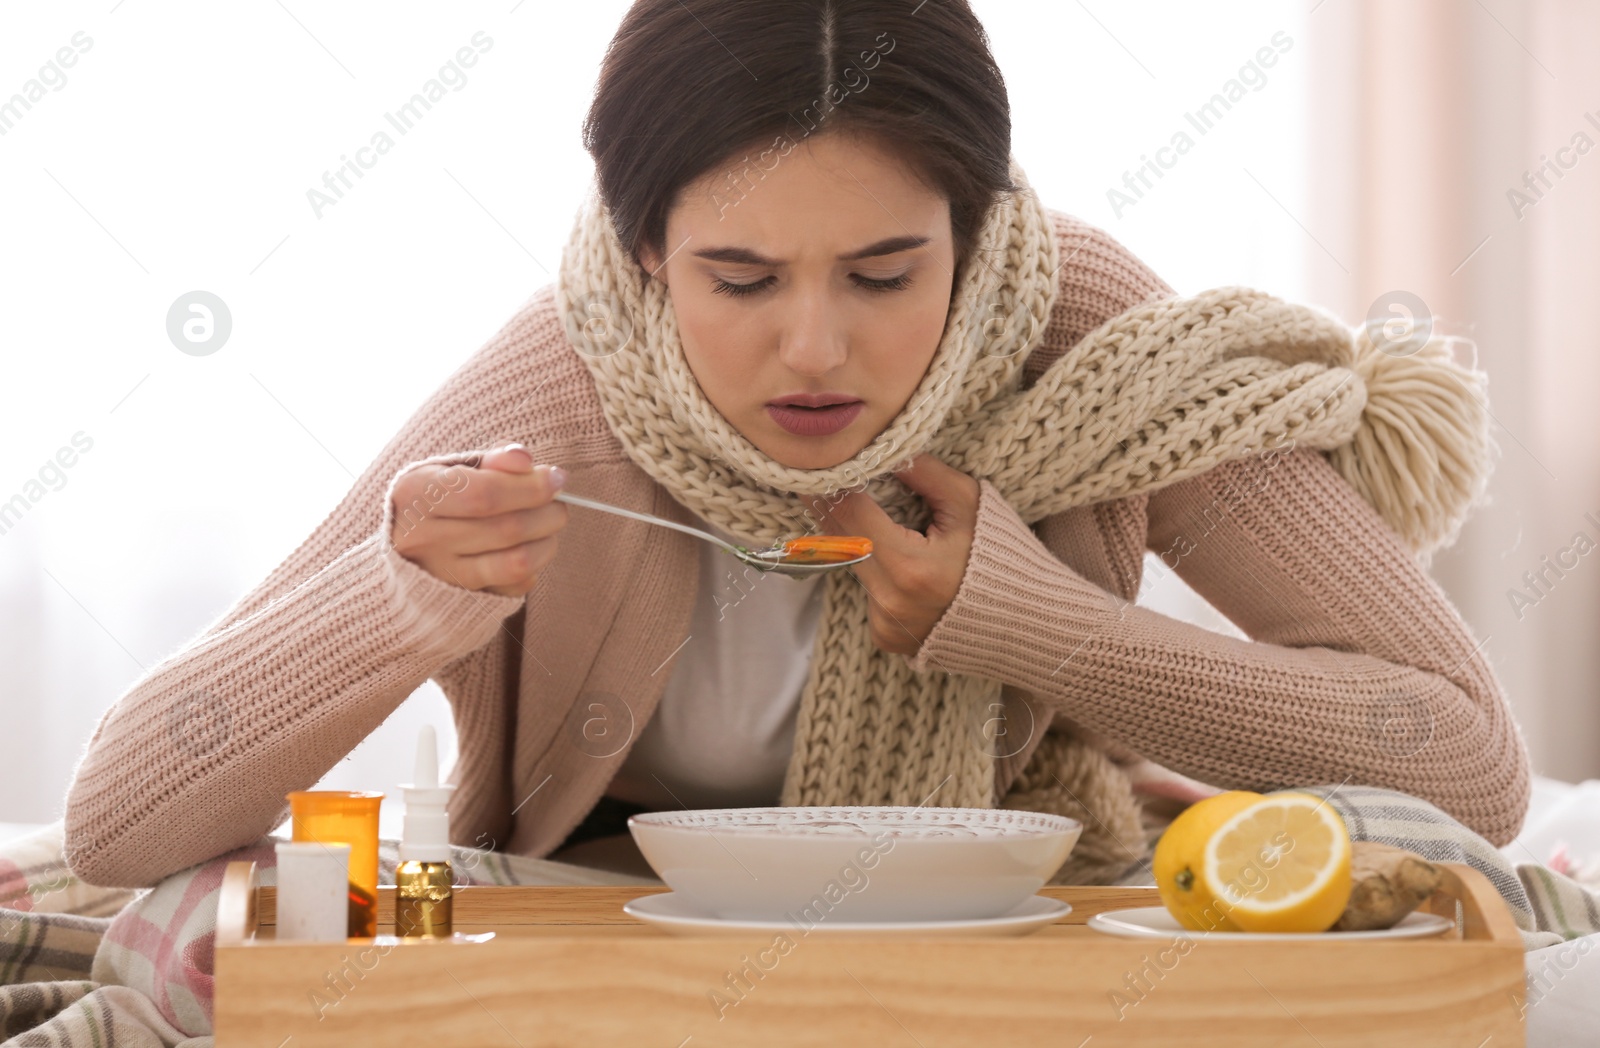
[{"xmin": 607, "ymin": 511, "xmax": 827, "ymax": 810}]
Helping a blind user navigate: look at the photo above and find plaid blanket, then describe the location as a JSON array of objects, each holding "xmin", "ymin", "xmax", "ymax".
[
  {"xmin": 5, "ymin": 785, "xmax": 1599, "ymax": 1045},
  {"xmin": 0, "ymin": 822, "xmax": 656, "ymax": 1047}
]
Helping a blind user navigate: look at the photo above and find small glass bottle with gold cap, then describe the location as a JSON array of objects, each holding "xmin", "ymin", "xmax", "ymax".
[{"xmin": 395, "ymin": 725, "xmax": 454, "ymax": 938}]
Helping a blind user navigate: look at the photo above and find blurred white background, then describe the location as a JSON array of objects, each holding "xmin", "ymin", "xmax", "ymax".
[{"xmin": 2, "ymin": 1, "xmax": 1594, "ymax": 841}]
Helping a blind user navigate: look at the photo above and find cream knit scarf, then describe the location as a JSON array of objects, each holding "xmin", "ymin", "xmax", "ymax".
[{"xmin": 555, "ymin": 157, "xmax": 1494, "ymax": 883}]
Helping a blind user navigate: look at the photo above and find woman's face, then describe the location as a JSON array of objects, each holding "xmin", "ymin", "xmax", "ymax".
[{"xmin": 638, "ymin": 133, "xmax": 957, "ymax": 471}]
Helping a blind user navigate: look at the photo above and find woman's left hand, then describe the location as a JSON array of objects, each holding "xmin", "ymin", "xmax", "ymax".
[{"xmin": 806, "ymin": 453, "xmax": 980, "ymax": 656}]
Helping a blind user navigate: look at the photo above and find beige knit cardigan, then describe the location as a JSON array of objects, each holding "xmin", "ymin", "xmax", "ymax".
[{"xmin": 61, "ymin": 202, "xmax": 1529, "ymax": 891}]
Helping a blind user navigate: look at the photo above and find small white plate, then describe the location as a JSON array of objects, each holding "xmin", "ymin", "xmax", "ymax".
[
  {"xmin": 624, "ymin": 892, "xmax": 1071, "ymax": 938},
  {"xmin": 1087, "ymin": 906, "xmax": 1454, "ymax": 941}
]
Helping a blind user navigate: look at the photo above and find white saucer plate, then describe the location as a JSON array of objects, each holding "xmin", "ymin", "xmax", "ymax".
[
  {"xmin": 624, "ymin": 892, "xmax": 1071, "ymax": 938},
  {"xmin": 1086, "ymin": 906, "xmax": 1454, "ymax": 941}
]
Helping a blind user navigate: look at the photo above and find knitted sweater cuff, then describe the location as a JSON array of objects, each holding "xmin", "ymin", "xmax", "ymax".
[
  {"xmin": 378, "ymin": 452, "xmax": 527, "ymax": 660},
  {"xmin": 907, "ymin": 478, "xmax": 1121, "ymax": 679}
]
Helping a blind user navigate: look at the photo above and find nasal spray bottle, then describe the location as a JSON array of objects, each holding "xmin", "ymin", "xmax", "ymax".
[{"xmin": 395, "ymin": 725, "xmax": 454, "ymax": 938}]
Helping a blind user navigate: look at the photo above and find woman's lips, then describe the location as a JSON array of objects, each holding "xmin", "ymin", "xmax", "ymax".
[{"xmin": 765, "ymin": 401, "xmax": 864, "ymax": 437}]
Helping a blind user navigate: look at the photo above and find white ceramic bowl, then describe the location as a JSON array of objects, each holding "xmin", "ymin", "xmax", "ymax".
[{"xmin": 627, "ymin": 806, "xmax": 1082, "ymax": 922}]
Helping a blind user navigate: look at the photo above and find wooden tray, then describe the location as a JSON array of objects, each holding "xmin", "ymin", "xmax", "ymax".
[{"xmin": 214, "ymin": 860, "xmax": 1525, "ymax": 1046}]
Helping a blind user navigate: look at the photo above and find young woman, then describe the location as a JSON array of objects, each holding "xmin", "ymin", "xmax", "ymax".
[{"xmin": 63, "ymin": 0, "xmax": 1528, "ymax": 890}]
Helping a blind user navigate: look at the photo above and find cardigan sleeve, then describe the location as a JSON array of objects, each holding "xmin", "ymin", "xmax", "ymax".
[
  {"xmin": 906, "ymin": 447, "xmax": 1532, "ymax": 847},
  {"xmin": 56, "ymin": 296, "xmax": 577, "ymax": 888}
]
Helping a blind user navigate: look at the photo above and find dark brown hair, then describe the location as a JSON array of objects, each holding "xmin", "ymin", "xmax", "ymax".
[{"xmin": 582, "ymin": 0, "xmax": 1016, "ymax": 279}]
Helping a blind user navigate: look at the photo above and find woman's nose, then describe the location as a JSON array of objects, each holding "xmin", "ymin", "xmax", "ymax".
[{"xmin": 776, "ymin": 285, "xmax": 848, "ymax": 375}]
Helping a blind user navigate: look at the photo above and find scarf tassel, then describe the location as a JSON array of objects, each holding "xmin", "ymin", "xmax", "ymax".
[{"xmin": 1326, "ymin": 325, "xmax": 1497, "ymax": 567}]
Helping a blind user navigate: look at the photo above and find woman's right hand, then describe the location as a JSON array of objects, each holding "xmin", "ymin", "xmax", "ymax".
[{"xmin": 389, "ymin": 444, "xmax": 570, "ymax": 597}]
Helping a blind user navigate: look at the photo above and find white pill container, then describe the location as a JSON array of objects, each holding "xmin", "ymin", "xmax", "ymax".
[{"xmin": 274, "ymin": 840, "xmax": 351, "ymax": 941}]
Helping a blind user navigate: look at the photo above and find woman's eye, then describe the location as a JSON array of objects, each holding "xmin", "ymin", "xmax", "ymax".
[
  {"xmin": 852, "ymin": 273, "xmax": 914, "ymax": 293},
  {"xmin": 711, "ymin": 276, "xmax": 774, "ymax": 297}
]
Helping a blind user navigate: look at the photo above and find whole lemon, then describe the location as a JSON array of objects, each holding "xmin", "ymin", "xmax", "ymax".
[{"xmin": 1151, "ymin": 790, "xmax": 1263, "ymax": 932}]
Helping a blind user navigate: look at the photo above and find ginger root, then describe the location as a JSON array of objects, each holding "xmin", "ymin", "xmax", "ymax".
[{"xmin": 1332, "ymin": 841, "xmax": 1443, "ymax": 931}]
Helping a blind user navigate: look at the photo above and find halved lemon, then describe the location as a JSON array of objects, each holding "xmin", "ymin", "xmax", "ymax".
[{"xmin": 1200, "ymin": 791, "xmax": 1352, "ymax": 933}]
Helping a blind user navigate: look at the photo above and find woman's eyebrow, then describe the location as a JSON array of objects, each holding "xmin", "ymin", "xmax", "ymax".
[{"xmin": 690, "ymin": 234, "xmax": 932, "ymax": 267}]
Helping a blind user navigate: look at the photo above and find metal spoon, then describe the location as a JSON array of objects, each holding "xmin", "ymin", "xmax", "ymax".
[{"xmin": 553, "ymin": 490, "xmax": 871, "ymax": 578}]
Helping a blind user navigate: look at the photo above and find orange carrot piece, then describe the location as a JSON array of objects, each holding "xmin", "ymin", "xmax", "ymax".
[{"xmin": 777, "ymin": 535, "xmax": 873, "ymax": 564}]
